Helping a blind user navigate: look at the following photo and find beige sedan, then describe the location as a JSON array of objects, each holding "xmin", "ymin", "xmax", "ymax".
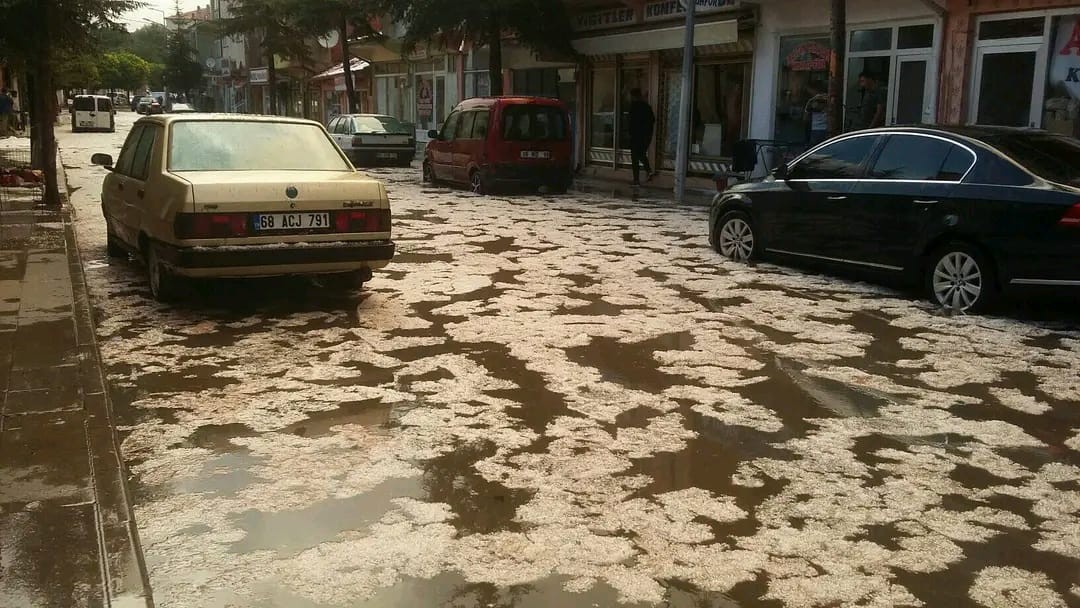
[{"xmin": 91, "ymin": 114, "xmax": 395, "ymax": 301}]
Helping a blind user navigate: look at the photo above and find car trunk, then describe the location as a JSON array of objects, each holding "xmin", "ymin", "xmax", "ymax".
[
  {"xmin": 173, "ymin": 171, "xmax": 389, "ymax": 243},
  {"xmin": 354, "ymin": 132, "xmax": 412, "ymax": 146}
]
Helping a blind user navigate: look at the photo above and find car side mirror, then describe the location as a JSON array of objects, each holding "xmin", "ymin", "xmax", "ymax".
[
  {"xmin": 428, "ymin": 129, "xmax": 440, "ymax": 140},
  {"xmin": 773, "ymin": 163, "xmax": 789, "ymax": 181},
  {"xmin": 91, "ymin": 153, "xmax": 114, "ymax": 168}
]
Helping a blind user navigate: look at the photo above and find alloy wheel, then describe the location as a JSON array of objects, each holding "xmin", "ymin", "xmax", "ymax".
[
  {"xmin": 932, "ymin": 251, "xmax": 983, "ymax": 312},
  {"xmin": 719, "ymin": 217, "xmax": 754, "ymax": 262}
]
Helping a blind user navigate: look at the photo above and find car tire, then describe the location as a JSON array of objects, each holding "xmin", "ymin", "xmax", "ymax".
[
  {"xmin": 423, "ymin": 161, "xmax": 438, "ymax": 185},
  {"xmin": 469, "ymin": 170, "xmax": 487, "ymax": 195},
  {"xmin": 399, "ymin": 155, "xmax": 414, "ymax": 168},
  {"xmin": 145, "ymin": 244, "xmax": 180, "ymax": 302},
  {"xmin": 714, "ymin": 210, "xmax": 759, "ymax": 262},
  {"xmin": 106, "ymin": 230, "xmax": 126, "ymax": 258},
  {"xmin": 925, "ymin": 241, "xmax": 997, "ymax": 313}
]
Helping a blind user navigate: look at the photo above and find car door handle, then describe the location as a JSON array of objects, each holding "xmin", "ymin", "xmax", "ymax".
[
  {"xmin": 914, "ymin": 199, "xmax": 939, "ymax": 205},
  {"xmin": 826, "ymin": 196, "xmax": 848, "ymax": 201}
]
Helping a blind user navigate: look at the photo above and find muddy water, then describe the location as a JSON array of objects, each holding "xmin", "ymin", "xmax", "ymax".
[{"xmin": 55, "ymin": 122, "xmax": 1080, "ymax": 607}]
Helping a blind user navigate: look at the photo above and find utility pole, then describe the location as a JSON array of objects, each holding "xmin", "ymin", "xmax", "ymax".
[
  {"xmin": 828, "ymin": 0, "xmax": 846, "ymax": 136},
  {"xmin": 674, "ymin": 0, "xmax": 696, "ymax": 202}
]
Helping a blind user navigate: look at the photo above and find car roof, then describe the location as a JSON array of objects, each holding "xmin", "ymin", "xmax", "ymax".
[
  {"xmin": 136, "ymin": 114, "xmax": 324, "ymax": 127},
  {"xmin": 841, "ymin": 125, "xmax": 1065, "ymax": 148},
  {"xmin": 76, "ymin": 94, "xmax": 111, "ymax": 99},
  {"xmin": 455, "ymin": 96, "xmax": 567, "ymax": 110},
  {"xmin": 338, "ymin": 114, "xmax": 396, "ymax": 119}
]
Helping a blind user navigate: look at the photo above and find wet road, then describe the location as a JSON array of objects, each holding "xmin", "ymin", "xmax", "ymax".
[{"xmin": 57, "ymin": 114, "xmax": 1079, "ymax": 607}]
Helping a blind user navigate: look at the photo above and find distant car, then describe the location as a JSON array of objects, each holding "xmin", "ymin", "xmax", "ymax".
[
  {"xmin": 171, "ymin": 103, "xmax": 196, "ymax": 113},
  {"xmin": 71, "ymin": 95, "xmax": 115, "ymax": 133},
  {"xmin": 136, "ymin": 97, "xmax": 162, "ymax": 115},
  {"xmin": 90, "ymin": 115, "xmax": 395, "ymax": 301},
  {"xmin": 327, "ymin": 114, "xmax": 415, "ymax": 167},
  {"xmin": 709, "ymin": 126, "xmax": 1080, "ymax": 312},
  {"xmin": 423, "ymin": 97, "xmax": 573, "ymax": 194}
]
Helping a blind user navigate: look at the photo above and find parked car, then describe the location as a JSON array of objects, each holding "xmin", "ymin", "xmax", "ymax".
[
  {"xmin": 709, "ymin": 126, "xmax": 1080, "ymax": 313},
  {"xmin": 136, "ymin": 97, "xmax": 163, "ymax": 115},
  {"xmin": 423, "ymin": 97, "xmax": 573, "ymax": 194},
  {"xmin": 90, "ymin": 115, "xmax": 395, "ymax": 301},
  {"xmin": 71, "ymin": 95, "xmax": 115, "ymax": 133},
  {"xmin": 327, "ymin": 114, "xmax": 415, "ymax": 167}
]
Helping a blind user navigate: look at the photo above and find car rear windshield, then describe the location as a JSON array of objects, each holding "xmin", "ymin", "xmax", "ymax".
[
  {"xmin": 990, "ymin": 133, "xmax": 1080, "ymax": 185},
  {"xmin": 73, "ymin": 97, "xmax": 96, "ymax": 111},
  {"xmin": 169, "ymin": 121, "xmax": 352, "ymax": 172},
  {"xmin": 501, "ymin": 105, "xmax": 567, "ymax": 141},
  {"xmin": 355, "ymin": 116, "xmax": 410, "ymax": 134}
]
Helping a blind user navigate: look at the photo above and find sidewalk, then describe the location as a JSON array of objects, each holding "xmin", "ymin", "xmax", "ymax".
[{"xmin": 0, "ymin": 137, "xmax": 151, "ymax": 606}]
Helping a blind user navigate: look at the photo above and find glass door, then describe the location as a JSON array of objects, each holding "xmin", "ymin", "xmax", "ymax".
[
  {"xmin": 893, "ymin": 56, "xmax": 931, "ymax": 125},
  {"xmin": 971, "ymin": 44, "xmax": 1042, "ymax": 127}
]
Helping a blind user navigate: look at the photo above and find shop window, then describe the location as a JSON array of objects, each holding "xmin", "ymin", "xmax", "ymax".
[
  {"xmin": 846, "ymin": 57, "xmax": 891, "ymax": 130},
  {"xmin": 690, "ymin": 62, "xmax": 749, "ymax": 158},
  {"xmin": 774, "ymin": 36, "xmax": 832, "ymax": 145},
  {"xmin": 851, "ymin": 28, "xmax": 891, "ymax": 52},
  {"xmin": 465, "ymin": 72, "xmax": 490, "ymax": 99},
  {"xmin": 591, "ymin": 68, "xmax": 616, "ymax": 149},
  {"xmin": 1044, "ymin": 14, "xmax": 1080, "ymax": 137},
  {"xmin": 513, "ymin": 68, "xmax": 559, "ymax": 98},
  {"xmin": 898, "ymin": 24, "xmax": 934, "ymax": 50},
  {"xmin": 979, "ymin": 17, "xmax": 1045, "ymax": 41},
  {"xmin": 617, "ymin": 66, "xmax": 649, "ymax": 151}
]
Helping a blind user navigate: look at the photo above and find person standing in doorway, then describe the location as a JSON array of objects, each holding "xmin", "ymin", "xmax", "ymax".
[
  {"xmin": 0, "ymin": 89, "xmax": 13, "ymax": 137},
  {"xmin": 856, "ymin": 71, "xmax": 886, "ymax": 130},
  {"xmin": 804, "ymin": 82, "xmax": 829, "ymax": 145},
  {"xmin": 628, "ymin": 88, "xmax": 656, "ymax": 187}
]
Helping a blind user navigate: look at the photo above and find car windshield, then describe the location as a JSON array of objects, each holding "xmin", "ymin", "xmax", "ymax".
[
  {"xmin": 73, "ymin": 97, "xmax": 95, "ymax": 111},
  {"xmin": 989, "ymin": 133, "xmax": 1080, "ymax": 185},
  {"xmin": 501, "ymin": 105, "xmax": 567, "ymax": 141},
  {"xmin": 354, "ymin": 116, "xmax": 410, "ymax": 134},
  {"xmin": 169, "ymin": 121, "xmax": 351, "ymax": 172}
]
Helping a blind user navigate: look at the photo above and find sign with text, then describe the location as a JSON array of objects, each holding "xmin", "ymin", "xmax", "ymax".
[
  {"xmin": 1050, "ymin": 15, "xmax": 1080, "ymax": 98},
  {"xmin": 249, "ymin": 67, "xmax": 269, "ymax": 85},
  {"xmin": 785, "ymin": 41, "xmax": 831, "ymax": 72},
  {"xmin": 574, "ymin": 7, "xmax": 636, "ymax": 31},
  {"xmin": 644, "ymin": 0, "xmax": 739, "ymax": 22},
  {"xmin": 417, "ymin": 77, "xmax": 433, "ymax": 119}
]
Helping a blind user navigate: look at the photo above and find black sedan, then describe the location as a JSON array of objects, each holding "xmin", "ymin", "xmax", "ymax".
[{"xmin": 709, "ymin": 126, "xmax": 1080, "ymax": 312}]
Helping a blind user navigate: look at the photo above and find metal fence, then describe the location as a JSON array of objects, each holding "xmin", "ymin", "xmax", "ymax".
[{"xmin": 0, "ymin": 145, "xmax": 44, "ymax": 208}]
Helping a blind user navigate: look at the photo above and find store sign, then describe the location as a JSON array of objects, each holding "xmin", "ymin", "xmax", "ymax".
[
  {"xmin": 417, "ymin": 77, "xmax": 433, "ymax": 119},
  {"xmin": 574, "ymin": 7, "xmax": 636, "ymax": 31},
  {"xmin": 785, "ymin": 41, "xmax": 831, "ymax": 72},
  {"xmin": 249, "ymin": 67, "xmax": 269, "ymax": 85},
  {"xmin": 644, "ymin": 0, "xmax": 739, "ymax": 22}
]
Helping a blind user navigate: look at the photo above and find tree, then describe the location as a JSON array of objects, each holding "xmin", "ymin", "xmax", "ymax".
[
  {"xmin": 293, "ymin": 0, "xmax": 380, "ymax": 114},
  {"xmin": 100, "ymin": 51, "xmax": 152, "ymax": 92},
  {"xmin": 163, "ymin": 29, "xmax": 204, "ymax": 96},
  {"xmin": 383, "ymin": 0, "xmax": 575, "ymax": 96},
  {"xmin": 218, "ymin": 0, "xmax": 312, "ymax": 115},
  {"xmin": 55, "ymin": 49, "xmax": 103, "ymax": 90},
  {"xmin": 0, "ymin": 0, "xmax": 141, "ymax": 206},
  {"xmin": 130, "ymin": 23, "xmax": 168, "ymax": 65}
]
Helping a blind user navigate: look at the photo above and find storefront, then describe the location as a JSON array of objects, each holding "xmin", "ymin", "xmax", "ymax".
[
  {"xmin": 939, "ymin": 2, "xmax": 1080, "ymax": 135},
  {"xmin": 573, "ymin": 0, "xmax": 748, "ymax": 176},
  {"xmin": 754, "ymin": 0, "xmax": 944, "ymax": 148},
  {"xmin": 311, "ymin": 58, "xmax": 371, "ymax": 123},
  {"xmin": 371, "ymin": 53, "xmax": 458, "ymax": 141}
]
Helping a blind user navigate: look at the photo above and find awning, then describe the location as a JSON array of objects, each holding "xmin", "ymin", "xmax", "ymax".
[
  {"xmin": 572, "ymin": 19, "xmax": 737, "ymax": 56},
  {"xmin": 311, "ymin": 58, "xmax": 371, "ymax": 82}
]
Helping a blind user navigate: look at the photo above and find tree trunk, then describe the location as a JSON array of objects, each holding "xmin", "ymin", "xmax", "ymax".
[
  {"xmin": 33, "ymin": 63, "xmax": 61, "ymax": 206},
  {"xmin": 827, "ymin": 0, "xmax": 846, "ymax": 136},
  {"xmin": 267, "ymin": 47, "xmax": 279, "ymax": 115},
  {"xmin": 341, "ymin": 21, "xmax": 357, "ymax": 113},
  {"xmin": 488, "ymin": 15, "xmax": 504, "ymax": 96}
]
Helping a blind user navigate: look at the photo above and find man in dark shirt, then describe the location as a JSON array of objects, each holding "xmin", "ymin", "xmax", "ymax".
[
  {"xmin": 0, "ymin": 89, "xmax": 13, "ymax": 137},
  {"xmin": 856, "ymin": 72, "xmax": 885, "ymax": 130},
  {"xmin": 627, "ymin": 88, "xmax": 656, "ymax": 186}
]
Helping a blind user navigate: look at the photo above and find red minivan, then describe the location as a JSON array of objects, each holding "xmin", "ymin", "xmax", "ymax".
[{"xmin": 423, "ymin": 97, "xmax": 573, "ymax": 194}]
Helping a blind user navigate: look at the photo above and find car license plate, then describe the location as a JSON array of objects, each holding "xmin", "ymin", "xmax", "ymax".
[
  {"xmin": 362, "ymin": 136, "xmax": 410, "ymax": 145},
  {"xmin": 520, "ymin": 151, "xmax": 551, "ymax": 159},
  {"xmin": 376, "ymin": 152, "xmax": 398, "ymax": 159},
  {"xmin": 253, "ymin": 213, "xmax": 330, "ymax": 231},
  {"xmin": 79, "ymin": 121, "xmax": 94, "ymax": 127}
]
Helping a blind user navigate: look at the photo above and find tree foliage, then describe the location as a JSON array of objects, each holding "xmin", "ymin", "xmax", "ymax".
[
  {"xmin": 163, "ymin": 28, "xmax": 204, "ymax": 94},
  {"xmin": 291, "ymin": 0, "xmax": 380, "ymax": 113},
  {"xmin": 100, "ymin": 51, "xmax": 153, "ymax": 91},
  {"xmin": 381, "ymin": 0, "xmax": 575, "ymax": 96},
  {"xmin": 129, "ymin": 23, "xmax": 168, "ymax": 65}
]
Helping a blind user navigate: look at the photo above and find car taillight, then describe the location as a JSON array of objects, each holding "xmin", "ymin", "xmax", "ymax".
[
  {"xmin": 174, "ymin": 213, "xmax": 249, "ymax": 239},
  {"xmin": 334, "ymin": 210, "xmax": 389, "ymax": 233},
  {"xmin": 1060, "ymin": 203, "xmax": 1080, "ymax": 228}
]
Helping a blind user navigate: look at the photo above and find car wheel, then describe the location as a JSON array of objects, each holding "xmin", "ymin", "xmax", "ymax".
[
  {"xmin": 423, "ymin": 161, "xmax": 438, "ymax": 185},
  {"xmin": 106, "ymin": 230, "xmax": 126, "ymax": 258},
  {"xmin": 469, "ymin": 170, "xmax": 486, "ymax": 195},
  {"xmin": 926, "ymin": 242, "xmax": 996, "ymax": 313},
  {"xmin": 714, "ymin": 210, "xmax": 758, "ymax": 262},
  {"xmin": 399, "ymin": 155, "xmax": 414, "ymax": 168},
  {"xmin": 145, "ymin": 244, "xmax": 179, "ymax": 302}
]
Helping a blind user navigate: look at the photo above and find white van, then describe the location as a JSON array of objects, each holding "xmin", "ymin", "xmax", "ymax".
[{"xmin": 72, "ymin": 95, "xmax": 115, "ymax": 133}]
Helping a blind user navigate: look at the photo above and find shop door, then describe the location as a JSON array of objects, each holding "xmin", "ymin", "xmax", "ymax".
[
  {"xmin": 971, "ymin": 44, "xmax": 1042, "ymax": 127},
  {"xmin": 892, "ymin": 56, "xmax": 931, "ymax": 125}
]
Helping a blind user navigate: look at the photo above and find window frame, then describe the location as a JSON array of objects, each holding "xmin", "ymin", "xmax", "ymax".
[
  {"xmin": 471, "ymin": 110, "xmax": 491, "ymax": 141},
  {"xmin": 458, "ymin": 111, "xmax": 478, "ymax": 141},
  {"xmin": 441, "ymin": 111, "xmax": 463, "ymax": 141},
  {"xmin": 865, "ymin": 133, "xmax": 978, "ymax": 183},
  {"xmin": 130, "ymin": 125, "xmax": 160, "ymax": 182},
  {"xmin": 787, "ymin": 133, "xmax": 881, "ymax": 181},
  {"xmin": 115, "ymin": 125, "xmax": 145, "ymax": 177}
]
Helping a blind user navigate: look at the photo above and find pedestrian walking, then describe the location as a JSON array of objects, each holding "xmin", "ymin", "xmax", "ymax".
[
  {"xmin": 854, "ymin": 72, "xmax": 885, "ymax": 131},
  {"xmin": 0, "ymin": 89, "xmax": 14, "ymax": 137},
  {"xmin": 627, "ymin": 88, "xmax": 656, "ymax": 187}
]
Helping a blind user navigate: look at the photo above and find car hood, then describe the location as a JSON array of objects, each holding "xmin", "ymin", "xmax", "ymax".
[{"xmin": 174, "ymin": 171, "xmax": 388, "ymax": 211}]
